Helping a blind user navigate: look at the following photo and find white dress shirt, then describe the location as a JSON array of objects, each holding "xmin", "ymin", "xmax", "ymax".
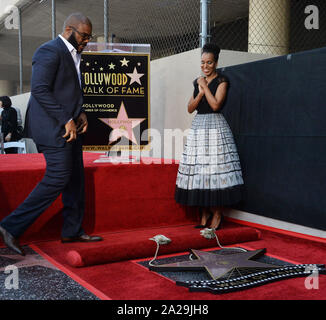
[{"xmin": 59, "ymin": 34, "xmax": 81, "ymax": 87}]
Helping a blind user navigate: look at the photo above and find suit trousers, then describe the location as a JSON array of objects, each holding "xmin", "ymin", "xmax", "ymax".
[{"xmin": 0, "ymin": 136, "xmax": 85, "ymax": 238}]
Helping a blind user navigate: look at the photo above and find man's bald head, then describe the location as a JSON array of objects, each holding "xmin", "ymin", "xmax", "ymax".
[
  {"xmin": 63, "ymin": 12, "xmax": 92, "ymax": 31},
  {"xmin": 62, "ymin": 13, "xmax": 93, "ymax": 53}
]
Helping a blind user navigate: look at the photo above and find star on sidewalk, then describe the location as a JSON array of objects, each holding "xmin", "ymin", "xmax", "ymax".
[
  {"xmin": 127, "ymin": 67, "xmax": 144, "ymax": 85},
  {"xmin": 99, "ymin": 101, "xmax": 146, "ymax": 145},
  {"xmin": 150, "ymin": 249, "xmax": 281, "ymax": 280},
  {"xmin": 0, "ymin": 253, "xmax": 58, "ymax": 272}
]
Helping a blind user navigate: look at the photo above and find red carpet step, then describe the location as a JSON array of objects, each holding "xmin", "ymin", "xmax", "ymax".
[
  {"xmin": 34, "ymin": 221, "xmax": 261, "ymax": 267},
  {"xmin": 0, "ymin": 153, "xmax": 196, "ymax": 243},
  {"xmin": 1, "ymin": 154, "xmax": 260, "ymax": 270}
]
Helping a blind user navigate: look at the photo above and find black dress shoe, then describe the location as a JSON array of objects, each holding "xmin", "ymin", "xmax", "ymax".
[
  {"xmin": 0, "ymin": 225, "xmax": 25, "ymax": 256},
  {"xmin": 61, "ymin": 234, "xmax": 103, "ymax": 243}
]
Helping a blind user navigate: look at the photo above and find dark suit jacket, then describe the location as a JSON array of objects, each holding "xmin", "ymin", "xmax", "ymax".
[{"xmin": 24, "ymin": 36, "xmax": 84, "ymax": 147}]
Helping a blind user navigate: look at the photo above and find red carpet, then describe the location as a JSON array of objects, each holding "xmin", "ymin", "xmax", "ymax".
[
  {"xmin": 0, "ymin": 153, "xmax": 260, "ymax": 265},
  {"xmin": 33, "ymin": 221, "xmax": 260, "ymax": 267},
  {"xmin": 31, "ymin": 228, "xmax": 326, "ymax": 300},
  {"xmin": 3, "ymin": 153, "xmax": 323, "ymax": 300}
]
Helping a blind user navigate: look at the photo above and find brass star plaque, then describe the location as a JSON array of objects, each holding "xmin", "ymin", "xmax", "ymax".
[{"xmin": 149, "ymin": 248, "xmax": 280, "ymax": 280}]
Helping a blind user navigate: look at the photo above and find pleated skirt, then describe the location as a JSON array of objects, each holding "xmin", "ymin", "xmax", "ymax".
[{"xmin": 175, "ymin": 113, "xmax": 244, "ymax": 207}]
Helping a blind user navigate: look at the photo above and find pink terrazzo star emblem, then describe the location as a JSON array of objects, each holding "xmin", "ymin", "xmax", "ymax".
[{"xmin": 99, "ymin": 101, "xmax": 146, "ymax": 144}]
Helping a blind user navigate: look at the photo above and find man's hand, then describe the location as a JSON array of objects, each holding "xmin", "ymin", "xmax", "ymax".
[
  {"xmin": 62, "ymin": 119, "xmax": 77, "ymax": 142},
  {"xmin": 76, "ymin": 112, "xmax": 88, "ymax": 134}
]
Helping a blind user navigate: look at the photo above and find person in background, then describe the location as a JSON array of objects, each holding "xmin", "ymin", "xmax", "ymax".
[
  {"xmin": 175, "ymin": 43, "xmax": 244, "ymax": 230},
  {"xmin": 0, "ymin": 96, "xmax": 18, "ymax": 154}
]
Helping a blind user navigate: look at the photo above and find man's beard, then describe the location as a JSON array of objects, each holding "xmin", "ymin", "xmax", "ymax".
[{"xmin": 68, "ymin": 32, "xmax": 83, "ymax": 53}]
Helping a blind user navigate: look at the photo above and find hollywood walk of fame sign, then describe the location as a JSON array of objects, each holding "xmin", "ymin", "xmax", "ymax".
[
  {"xmin": 149, "ymin": 248, "xmax": 326, "ymax": 294},
  {"xmin": 80, "ymin": 44, "xmax": 150, "ymax": 152}
]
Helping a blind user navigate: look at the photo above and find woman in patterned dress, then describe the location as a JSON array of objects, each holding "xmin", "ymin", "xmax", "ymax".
[{"xmin": 175, "ymin": 43, "xmax": 244, "ymax": 230}]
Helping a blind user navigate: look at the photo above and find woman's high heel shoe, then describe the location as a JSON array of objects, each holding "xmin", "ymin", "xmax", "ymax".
[
  {"xmin": 194, "ymin": 224, "xmax": 206, "ymax": 229},
  {"xmin": 209, "ymin": 214, "xmax": 224, "ymax": 230},
  {"xmin": 194, "ymin": 209, "xmax": 212, "ymax": 229}
]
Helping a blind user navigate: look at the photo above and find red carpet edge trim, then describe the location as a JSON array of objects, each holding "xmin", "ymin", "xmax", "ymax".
[
  {"xmin": 226, "ymin": 217, "xmax": 326, "ymax": 244},
  {"xmin": 29, "ymin": 243, "xmax": 112, "ymax": 300}
]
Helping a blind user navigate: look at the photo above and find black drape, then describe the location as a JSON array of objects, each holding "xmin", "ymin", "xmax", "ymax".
[{"xmin": 221, "ymin": 47, "xmax": 326, "ymax": 231}]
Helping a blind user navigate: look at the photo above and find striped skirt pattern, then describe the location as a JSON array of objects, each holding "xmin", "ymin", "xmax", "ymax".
[{"xmin": 175, "ymin": 113, "xmax": 244, "ymax": 207}]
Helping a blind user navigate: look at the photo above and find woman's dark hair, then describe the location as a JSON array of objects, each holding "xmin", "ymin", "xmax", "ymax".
[
  {"xmin": 0, "ymin": 96, "xmax": 12, "ymax": 108},
  {"xmin": 202, "ymin": 43, "xmax": 221, "ymax": 62}
]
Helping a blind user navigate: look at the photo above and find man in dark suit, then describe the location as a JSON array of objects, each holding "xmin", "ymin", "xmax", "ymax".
[{"xmin": 0, "ymin": 13, "xmax": 102, "ymax": 255}]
